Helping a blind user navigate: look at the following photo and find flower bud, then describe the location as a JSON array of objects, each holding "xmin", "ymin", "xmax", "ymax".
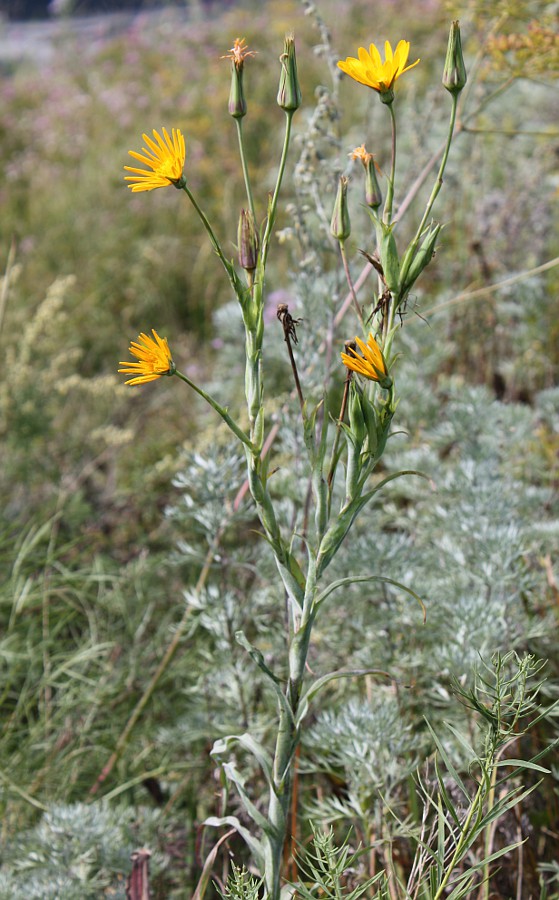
[
  {"xmin": 330, "ymin": 175, "xmax": 351, "ymax": 241},
  {"xmin": 400, "ymin": 223, "xmax": 442, "ymax": 295},
  {"xmin": 377, "ymin": 221, "xmax": 400, "ymax": 294},
  {"xmin": 365, "ymin": 160, "xmax": 382, "ymax": 210},
  {"xmin": 443, "ymin": 21, "xmax": 467, "ymax": 95},
  {"xmin": 277, "ymin": 34, "xmax": 302, "ymax": 112},
  {"xmin": 350, "ymin": 145, "xmax": 382, "ymax": 209},
  {"xmin": 348, "ymin": 382, "xmax": 366, "ymax": 448},
  {"xmin": 228, "ymin": 63, "xmax": 247, "ymax": 118},
  {"xmin": 237, "ymin": 208, "xmax": 259, "ymax": 273},
  {"xmin": 360, "ymin": 390, "xmax": 379, "ymax": 457}
]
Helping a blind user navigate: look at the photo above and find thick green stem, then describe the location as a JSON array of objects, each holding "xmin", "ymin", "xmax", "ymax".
[{"xmin": 264, "ymin": 567, "xmax": 317, "ymax": 900}]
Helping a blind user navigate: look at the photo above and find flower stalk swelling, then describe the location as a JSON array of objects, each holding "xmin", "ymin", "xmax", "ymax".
[{"xmin": 117, "ymin": 25, "xmax": 466, "ymax": 900}]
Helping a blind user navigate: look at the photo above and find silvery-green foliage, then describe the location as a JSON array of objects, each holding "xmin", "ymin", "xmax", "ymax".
[
  {"xmin": 0, "ymin": 803, "xmax": 167, "ymax": 899},
  {"xmin": 302, "ymin": 693, "xmax": 420, "ymax": 827},
  {"xmin": 292, "ymin": 824, "xmax": 386, "ymax": 898},
  {"xmin": 164, "ymin": 447, "xmax": 286, "ymax": 759},
  {"xmin": 167, "ymin": 449, "xmax": 248, "ymax": 551},
  {"xmin": 219, "ymin": 863, "xmax": 263, "ymax": 899}
]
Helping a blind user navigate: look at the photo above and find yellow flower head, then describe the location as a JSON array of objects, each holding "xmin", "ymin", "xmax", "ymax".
[
  {"xmin": 124, "ymin": 128, "xmax": 186, "ymax": 192},
  {"xmin": 337, "ymin": 40, "xmax": 419, "ymax": 95},
  {"xmin": 221, "ymin": 37, "xmax": 256, "ymax": 70},
  {"xmin": 119, "ymin": 329, "xmax": 174, "ymax": 385},
  {"xmin": 341, "ymin": 333, "xmax": 389, "ymax": 384}
]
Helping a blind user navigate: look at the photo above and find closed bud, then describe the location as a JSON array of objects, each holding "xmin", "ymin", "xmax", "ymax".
[
  {"xmin": 277, "ymin": 34, "xmax": 302, "ymax": 112},
  {"xmin": 360, "ymin": 390, "xmax": 379, "ymax": 457},
  {"xmin": 228, "ymin": 63, "xmax": 247, "ymax": 118},
  {"xmin": 237, "ymin": 208, "xmax": 259, "ymax": 273},
  {"xmin": 377, "ymin": 221, "xmax": 400, "ymax": 294},
  {"xmin": 330, "ymin": 175, "xmax": 351, "ymax": 241},
  {"xmin": 443, "ymin": 21, "xmax": 467, "ymax": 95},
  {"xmin": 365, "ymin": 159, "xmax": 382, "ymax": 209},
  {"xmin": 400, "ymin": 223, "xmax": 442, "ymax": 294},
  {"xmin": 348, "ymin": 382, "xmax": 366, "ymax": 448}
]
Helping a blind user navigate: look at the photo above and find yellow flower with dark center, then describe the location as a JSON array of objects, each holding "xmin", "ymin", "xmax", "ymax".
[
  {"xmin": 124, "ymin": 128, "xmax": 186, "ymax": 192},
  {"xmin": 337, "ymin": 40, "xmax": 419, "ymax": 95},
  {"xmin": 341, "ymin": 333, "xmax": 389, "ymax": 384},
  {"xmin": 119, "ymin": 329, "xmax": 174, "ymax": 385}
]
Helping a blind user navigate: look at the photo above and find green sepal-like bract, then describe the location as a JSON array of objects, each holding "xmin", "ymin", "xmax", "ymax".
[
  {"xmin": 376, "ymin": 219, "xmax": 400, "ymax": 293},
  {"xmin": 399, "ymin": 223, "xmax": 442, "ymax": 297}
]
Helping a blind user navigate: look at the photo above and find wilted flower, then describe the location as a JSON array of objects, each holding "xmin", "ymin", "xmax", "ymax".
[
  {"xmin": 222, "ymin": 38, "xmax": 256, "ymax": 118},
  {"xmin": 124, "ymin": 128, "xmax": 186, "ymax": 192},
  {"xmin": 341, "ymin": 333, "xmax": 391, "ymax": 386},
  {"xmin": 338, "ymin": 40, "xmax": 419, "ymax": 102},
  {"xmin": 350, "ymin": 144, "xmax": 382, "ymax": 209},
  {"xmin": 119, "ymin": 329, "xmax": 175, "ymax": 385},
  {"xmin": 221, "ymin": 37, "xmax": 256, "ymax": 69}
]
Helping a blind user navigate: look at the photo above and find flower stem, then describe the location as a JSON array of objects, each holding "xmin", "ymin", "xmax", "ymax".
[
  {"xmin": 261, "ymin": 110, "xmax": 294, "ymax": 268},
  {"xmin": 398, "ymin": 93, "xmax": 458, "ymax": 293},
  {"xmin": 339, "ymin": 240, "xmax": 364, "ymax": 328},
  {"xmin": 174, "ymin": 369, "xmax": 254, "ymax": 449},
  {"xmin": 180, "ymin": 183, "xmax": 243, "ymax": 297},
  {"xmin": 236, "ymin": 117, "xmax": 256, "ymax": 221},
  {"xmin": 383, "ymin": 102, "xmax": 397, "ymax": 225}
]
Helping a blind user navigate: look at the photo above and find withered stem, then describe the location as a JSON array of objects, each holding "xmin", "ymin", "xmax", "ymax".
[{"xmin": 277, "ymin": 304, "xmax": 305, "ymax": 413}]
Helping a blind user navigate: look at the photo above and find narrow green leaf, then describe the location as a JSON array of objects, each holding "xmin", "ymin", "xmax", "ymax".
[
  {"xmin": 203, "ymin": 815, "xmax": 264, "ymax": 867},
  {"xmin": 426, "ymin": 720, "xmax": 469, "ymax": 800},
  {"xmin": 495, "ymin": 758, "xmax": 550, "ymax": 774},
  {"xmin": 296, "ymin": 667, "xmax": 391, "ymax": 726},
  {"xmin": 434, "ymin": 754, "xmax": 461, "ymax": 828},
  {"xmin": 236, "ymin": 630, "xmax": 295, "ymax": 728},
  {"xmin": 314, "ymin": 573, "xmax": 426, "ymax": 622}
]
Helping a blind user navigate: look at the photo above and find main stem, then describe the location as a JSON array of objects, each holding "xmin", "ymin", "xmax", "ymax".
[
  {"xmin": 264, "ymin": 576, "xmax": 316, "ymax": 899},
  {"xmin": 240, "ymin": 106, "xmax": 305, "ymax": 899}
]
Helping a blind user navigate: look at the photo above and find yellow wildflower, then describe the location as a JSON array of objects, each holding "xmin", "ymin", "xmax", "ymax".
[
  {"xmin": 124, "ymin": 128, "xmax": 186, "ymax": 192},
  {"xmin": 337, "ymin": 40, "xmax": 419, "ymax": 95},
  {"xmin": 119, "ymin": 329, "xmax": 174, "ymax": 385},
  {"xmin": 341, "ymin": 333, "xmax": 389, "ymax": 384}
]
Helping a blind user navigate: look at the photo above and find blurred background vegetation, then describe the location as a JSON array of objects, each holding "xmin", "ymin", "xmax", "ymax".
[{"xmin": 0, "ymin": 0, "xmax": 558, "ymax": 896}]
